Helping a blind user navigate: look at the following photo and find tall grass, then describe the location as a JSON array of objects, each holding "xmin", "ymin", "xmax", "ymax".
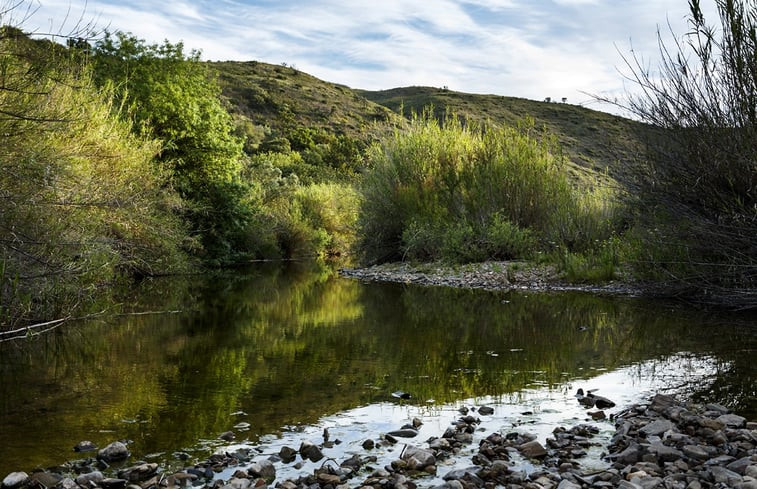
[{"xmin": 359, "ymin": 111, "xmax": 620, "ymax": 264}]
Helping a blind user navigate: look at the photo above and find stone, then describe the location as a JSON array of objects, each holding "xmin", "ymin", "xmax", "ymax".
[
  {"xmin": 100, "ymin": 478, "xmax": 128, "ymax": 489},
  {"xmin": 556, "ymin": 479, "xmax": 581, "ymax": 489},
  {"xmin": 299, "ymin": 440, "xmax": 324, "ymax": 462},
  {"xmin": 2, "ymin": 473, "xmax": 28, "ymax": 489},
  {"xmin": 640, "ymin": 420, "xmax": 675, "ymax": 437},
  {"xmin": 442, "ymin": 467, "xmax": 484, "ymax": 487},
  {"xmin": 118, "ymin": 464, "xmax": 158, "ymax": 482},
  {"xmin": 710, "ymin": 466, "xmax": 742, "ymax": 485},
  {"xmin": 74, "ymin": 441, "xmax": 98, "ymax": 452},
  {"xmin": 98, "ymin": 441, "xmax": 130, "ymax": 462},
  {"xmin": 248, "ymin": 460, "xmax": 275, "ymax": 481},
  {"xmin": 219, "ymin": 431, "xmax": 235, "ymax": 441},
  {"xmin": 618, "ymin": 481, "xmax": 644, "ymax": 489},
  {"xmin": 316, "ymin": 473, "xmax": 341, "ymax": 486},
  {"xmin": 478, "ymin": 406, "xmax": 494, "ymax": 415},
  {"xmin": 682, "ymin": 445, "xmax": 709, "ymax": 460},
  {"xmin": 361, "ymin": 439, "xmax": 375, "ymax": 450},
  {"xmin": 402, "ymin": 446, "xmax": 436, "ymax": 470},
  {"xmin": 518, "ymin": 440, "xmax": 548, "ymax": 458},
  {"xmin": 747, "ymin": 465, "xmax": 757, "ymax": 478},
  {"xmin": 428, "ymin": 438, "xmax": 451, "ymax": 451},
  {"xmin": 279, "ymin": 446, "xmax": 297, "ymax": 462},
  {"xmin": 718, "ymin": 414, "xmax": 747, "ymax": 428},
  {"xmin": 75, "ymin": 471, "xmax": 104, "ymax": 486},
  {"xmin": 647, "ymin": 443, "xmax": 683, "ymax": 463},
  {"xmin": 29, "ymin": 472, "xmax": 61, "ymax": 489},
  {"xmin": 387, "ymin": 429, "xmax": 418, "ymax": 438},
  {"xmin": 614, "ymin": 444, "xmax": 644, "ymax": 465}
]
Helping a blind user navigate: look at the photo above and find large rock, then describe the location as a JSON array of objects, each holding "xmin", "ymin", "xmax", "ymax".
[
  {"xmin": 75, "ymin": 471, "xmax": 104, "ymax": 486},
  {"xmin": 387, "ymin": 428, "xmax": 418, "ymax": 438},
  {"xmin": 639, "ymin": 419, "xmax": 674, "ymax": 437},
  {"xmin": 30, "ymin": 472, "xmax": 62, "ymax": 488},
  {"xmin": 97, "ymin": 441, "xmax": 130, "ymax": 462},
  {"xmin": 248, "ymin": 460, "xmax": 275, "ymax": 481},
  {"xmin": 710, "ymin": 466, "xmax": 742, "ymax": 486},
  {"xmin": 518, "ymin": 440, "xmax": 547, "ymax": 458},
  {"xmin": 118, "ymin": 464, "xmax": 157, "ymax": 482},
  {"xmin": 717, "ymin": 414, "xmax": 747, "ymax": 428},
  {"xmin": 2, "ymin": 473, "xmax": 28, "ymax": 489},
  {"xmin": 402, "ymin": 446, "xmax": 436, "ymax": 470},
  {"xmin": 299, "ymin": 440, "xmax": 324, "ymax": 462}
]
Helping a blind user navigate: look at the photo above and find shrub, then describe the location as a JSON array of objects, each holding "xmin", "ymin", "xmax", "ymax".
[{"xmin": 359, "ymin": 111, "xmax": 621, "ymax": 264}]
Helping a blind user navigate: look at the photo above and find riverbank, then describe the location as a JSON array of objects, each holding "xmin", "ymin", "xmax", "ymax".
[
  {"xmin": 339, "ymin": 261, "xmax": 644, "ymax": 296},
  {"xmin": 2, "ymin": 393, "xmax": 756, "ymax": 489}
]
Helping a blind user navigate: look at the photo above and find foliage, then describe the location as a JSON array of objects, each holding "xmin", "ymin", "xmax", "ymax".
[
  {"xmin": 358, "ymin": 111, "xmax": 621, "ymax": 264},
  {"xmin": 0, "ymin": 30, "xmax": 190, "ymax": 327},
  {"xmin": 91, "ymin": 32, "xmax": 251, "ymax": 262},
  {"xmin": 614, "ymin": 0, "xmax": 757, "ymax": 306}
]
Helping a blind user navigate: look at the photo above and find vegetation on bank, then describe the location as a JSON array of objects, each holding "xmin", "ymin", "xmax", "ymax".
[{"xmin": 2, "ymin": 0, "xmax": 757, "ymax": 329}]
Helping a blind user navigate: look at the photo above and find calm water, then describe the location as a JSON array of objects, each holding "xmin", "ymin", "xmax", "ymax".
[{"xmin": 1, "ymin": 261, "xmax": 756, "ymax": 478}]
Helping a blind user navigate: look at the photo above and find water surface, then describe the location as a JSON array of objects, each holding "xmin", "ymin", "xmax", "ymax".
[{"xmin": 1, "ymin": 262, "xmax": 755, "ymax": 477}]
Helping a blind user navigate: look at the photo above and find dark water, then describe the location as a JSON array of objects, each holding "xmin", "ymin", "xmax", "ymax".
[{"xmin": 1, "ymin": 261, "xmax": 756, "ymax": 478}]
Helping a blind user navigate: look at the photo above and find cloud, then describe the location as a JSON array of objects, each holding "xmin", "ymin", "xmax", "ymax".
[{"xmin": 14, "ymin": 0, "xmax": 722, "ymax": 111}]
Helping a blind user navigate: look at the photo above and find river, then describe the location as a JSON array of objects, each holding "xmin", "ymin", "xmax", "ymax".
[{"xmin": 0, "ymin": 261, "xmax": 755, "ymax": 479}]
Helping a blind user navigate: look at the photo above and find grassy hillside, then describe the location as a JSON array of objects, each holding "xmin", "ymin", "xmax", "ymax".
[
  {"xmin": 359, "ymin": 86, "xmax": 660, "ymax": 185},
  {"xmin": 213, "ymin": 61, "xmax": 658, "ymax": 187},
  {"xmin": 211, "ymin": 61, "xmax": 402, "ymax": 148}
]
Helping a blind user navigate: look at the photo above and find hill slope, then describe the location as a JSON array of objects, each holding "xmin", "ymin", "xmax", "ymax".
[{"xmin": 212, "ymin": 61, "xmax": 657, "ymax": 185}]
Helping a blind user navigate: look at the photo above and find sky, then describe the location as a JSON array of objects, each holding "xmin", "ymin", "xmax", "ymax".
[{"xmin": 8, "ymin": 0, "xmax": 718, "ymax": 112}]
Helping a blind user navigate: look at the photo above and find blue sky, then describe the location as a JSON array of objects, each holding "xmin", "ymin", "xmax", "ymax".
[{"xmin": 14, "ymin": 0, "xmax": 717, "ymax": 111}]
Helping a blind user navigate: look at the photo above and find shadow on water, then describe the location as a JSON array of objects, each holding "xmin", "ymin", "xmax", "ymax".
[{"xmin": 0, "ymin": 260, "xmax": 755, "ymax": 474}]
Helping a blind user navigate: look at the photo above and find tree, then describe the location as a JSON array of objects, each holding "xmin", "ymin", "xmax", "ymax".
[
  {"xmin": 91, "ymin": 32, "xmax": 253, "ymax": 261},
  {"xmin": 614, "ymin": 0, "xmax": 757, "ymax": 307}
]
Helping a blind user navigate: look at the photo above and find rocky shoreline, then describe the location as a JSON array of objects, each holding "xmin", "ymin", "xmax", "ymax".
[
  {"xmin": 338, "ymin": 262, "xmax": 644, "ymax": 297},
  {"xmin": 3, "ymin": 394, "xmax": 757, "ymax": 489}
]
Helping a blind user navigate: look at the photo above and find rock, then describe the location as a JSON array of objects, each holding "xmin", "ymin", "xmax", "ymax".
[
  {"xmin": 98, "ymin": 441, "xmax": 130, "ymax": 462},
  {"xmin": 2, "ymin": 473, "xmax": 28, "ymax": 489},
  {"xmin": 556, "ymin": 480, "xmax": 582, "ymax": 489},
  {"xmin": 442, "ymin": 467, "xmax": 484, "ymax": 487},
  {"xmin": 299, "ymin": 440, "xmax": 324, "ymax": 462},
  {"xmin": 682, "ymin": 444, "xmax": 709, "ymax": 460},
  {"xmin": 279, "ymin": 446, "xmax": 297, "ymax": 463},
  {"xmin": 613, "ymin": 444, "xmax": 643, "ymax": 465},
  {"xmin": 316, "ymin": 473, "xmax": 341, "ymax": 486},
  {"xmin": 650, "ymin": 394, "xmax": 676, "ymax": 412},
  {"xmin": 647, "ymin": 443, "xmax": 683, "ymax": 463},
  {"xmin": 75, "ymin": 471, "xmax": 104, "ymax": 486},
  {"xmin": 387, "ymin": 428, "xmax": 418, "ymax": 438},
  {"xmin": 402, "ymin": 446, "xmax": 436, "ymax": 470},
  {"xmin": 118, "ymin": 464, "xmax": 158, "ymax": 482},
  {"xmin": 710, "ymin": 466, "xmax": 742, "ymax": 485},
  {"xmin": 248, "ymin": 460, "xmax": 275, "ymax": 481},
  {"xmin": 640, "ymin": 420, "xmax": 675, "ymax": 437},
  {"xmin": 718, "ymin": 414, "xmax": 747, "ymax": 428},
  {"xmin": 478, "ymin": 406, "xmax": 494, "ymax": 415},
  {"xmin": 361, "ymin": 439, "xmax": 375, "ymax": 450},
  {"xmin": 28, "ymin": 473, "xmax": 61, "ymax": 489},
  {"xmin": 74, "ymin": 441, "xmax": 98, "ymax": 452},
  {"xmin": 219, "ymin": 431, "xmax": 235, "ymax": 441},
  {"xmin": 518, "ymin": 440, "xmax": 547, "ymax": 458},
  {"xmin": 100, "ymin": 478, "xmax": 127, "ymax": 489},
  {"xmin": 746, "ymin": 465, "xmax": 757, "ymax": 478},
  {"xmin": 728, "ymin": 457, "xmax": 755, "ymax": 475}
]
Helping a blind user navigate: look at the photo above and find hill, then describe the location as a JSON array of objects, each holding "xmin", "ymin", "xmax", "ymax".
[{"xmin": 212, "ymin": 61, "xmax": 658, "ymax": 186}]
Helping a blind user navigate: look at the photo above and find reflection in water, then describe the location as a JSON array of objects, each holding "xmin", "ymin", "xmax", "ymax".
[{"xmin": 0, "ymin": 261, "xmax": 755, "ymax": 476}]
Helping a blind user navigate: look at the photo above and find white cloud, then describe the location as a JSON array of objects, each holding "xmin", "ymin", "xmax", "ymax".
[{"xmin": 11, "ymin": 0, "xmax": 724, "ymax": 112}]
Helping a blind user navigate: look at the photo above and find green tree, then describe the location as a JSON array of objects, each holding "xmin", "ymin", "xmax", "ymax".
[{"xmin": 91, "ymin": 32, "xmax": 252, "ymax": 261}]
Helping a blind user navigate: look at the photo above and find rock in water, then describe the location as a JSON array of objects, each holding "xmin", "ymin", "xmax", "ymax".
[
  {"xmin": 298, "ymin": 440, "xmax": 324, "ymax": 462},
  {"xmin": 391, "ymin": 391, "xmax": 412, "ymax": 399},
  {"xmin": 74, "ymin": 441, "xmax": 97, "ymax": 452},
  {"xmin": 2, "ymin": 472, "xmax": 29, "ymax": 489},
  {"xmin": 98, "ymin": 441, "xmax": 130, "ymax": 462}
]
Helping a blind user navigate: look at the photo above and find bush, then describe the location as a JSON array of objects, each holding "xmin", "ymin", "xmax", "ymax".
[
  {"xmin": 359, "ymin": 111, "xmax": 621, "ymax": 264},
  {"xmin": 612, "ymin": 0, "xmax": 757, "ymax": 306}
]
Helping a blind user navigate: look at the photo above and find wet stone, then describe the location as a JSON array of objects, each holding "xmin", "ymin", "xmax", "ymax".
[
  {"xmin": 74, "ymin": 441, "xmax": 98, "ymax": 453},
  {"xmin": 30, "ymin": 472, "xmax": 62, "ymax": 488},
  {"xmin": 2, "ymin": 473, "xmax": 28, "ymax": 489},
  {"xmin": 98, "ymin": 442, "xmax": 130, "ymax": 462},
  {"xmin": 640, "ymin": 419, "xmax": 675, "ymax": 437},
  {"xmin": 718, "ymin": 414, "xmax": 747, "ymax": 428}
]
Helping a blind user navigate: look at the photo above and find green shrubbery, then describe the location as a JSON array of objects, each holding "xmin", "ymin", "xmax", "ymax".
[
  {"xmin": 359, "ymin": 112, "xmax": 621, "ymax": 265},
  {"xmin": 0, "ymin": 31, "xmax": 190, "ymax": 326}
]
